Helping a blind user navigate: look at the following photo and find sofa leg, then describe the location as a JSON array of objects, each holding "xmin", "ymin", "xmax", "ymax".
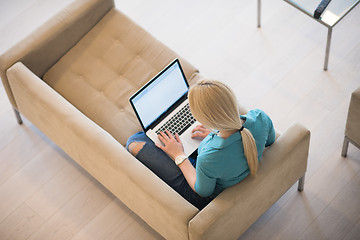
[
  {"xmin": 298, "ymin": 176, "xmax": 305, "ymax": 192},
  {"xmin": 13, "ymin": 107, "xmax": 23, "ymax": 125},
  {"xmin": 341, "ymin": 136, "xmax": 349, "ymax": 157}
]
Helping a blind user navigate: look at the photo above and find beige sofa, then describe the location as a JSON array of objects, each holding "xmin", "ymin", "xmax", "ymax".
[{"xmin": 0, "ymin": 0, "xmax": 311, "ymax": 239}]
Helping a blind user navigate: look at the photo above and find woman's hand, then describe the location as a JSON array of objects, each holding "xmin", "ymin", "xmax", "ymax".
[
  {"xmin": 191, "ymin": 125, "xmax": 211, "ymax": 140},
  {"xmin": 157, "ymin": 130, "xmax": 197, "ymax": 191},
  {"xmin": 156, "ymin": 130, "xmax": 185, "ymax": 160}
]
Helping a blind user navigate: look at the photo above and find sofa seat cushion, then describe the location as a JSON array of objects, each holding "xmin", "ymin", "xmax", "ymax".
[{"xmin": 43, "ymin": 8, "xmax": 198, "ymax": 145}]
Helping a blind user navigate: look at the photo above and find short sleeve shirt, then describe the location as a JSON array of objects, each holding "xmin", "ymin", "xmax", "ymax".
[{"xmin": 194, "ymin": 109, "xmax": 275, "ymax": 197}]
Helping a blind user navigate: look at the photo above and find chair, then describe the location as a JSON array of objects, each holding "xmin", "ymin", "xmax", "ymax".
[{"xmin": 342, "ymin": 87, "xmax": 360, "ymax": 157}]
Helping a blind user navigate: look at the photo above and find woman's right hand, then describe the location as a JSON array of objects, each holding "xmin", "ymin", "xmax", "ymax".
[{"xmin": 191, "ymin": 125, "xmax": 211, "ymax": 140}]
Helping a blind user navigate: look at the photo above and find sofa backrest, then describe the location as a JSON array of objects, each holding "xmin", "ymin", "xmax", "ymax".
[
  {"xmin": 0, "ymin": 0, "xmax": 115, "ymax": 109},
  {"xmin": 40, "ymin": 7, "xmax": 199, "ymax": 145}
]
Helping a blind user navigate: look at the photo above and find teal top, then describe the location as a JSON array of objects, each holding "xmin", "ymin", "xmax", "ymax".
[{"xmin": 194, "ymin": 109, "xmax": 275, "ymax": 197}]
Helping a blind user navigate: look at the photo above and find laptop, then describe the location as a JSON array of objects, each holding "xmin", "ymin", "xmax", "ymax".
[{"xmin": 129, "ymin": 59, "xmax": 201, "ymax": 156}]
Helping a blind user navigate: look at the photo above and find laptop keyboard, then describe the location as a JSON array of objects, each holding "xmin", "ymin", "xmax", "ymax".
[{"xmin": 155, "ymin": 103, "xmax": 196, "ymax": 136}]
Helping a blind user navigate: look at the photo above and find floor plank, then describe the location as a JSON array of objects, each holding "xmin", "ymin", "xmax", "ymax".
[
  {"xmin": 0, "ymin": 123, "xmax": 51, "ymax": 186},
  {"xmin": 0, "ymin": 143, "xmax": 67, "ymax": 223},
  {"xmin": 71, "ymin": 199, "xmax": 136, "ymax": 240},
  {"xmin": 299, "ymin": 170, "xmax": 360, "ymax": 240},
  {"xmin": 25, "ymin": 157, "xmax": 92, "ymax": 221},
  {"xmin": 0, "ymin": 203, "xmax": 44, "ymax": 240},
  {"xmin": 27, "ymin": 180, "xmax": 114, "ymax": 240}
]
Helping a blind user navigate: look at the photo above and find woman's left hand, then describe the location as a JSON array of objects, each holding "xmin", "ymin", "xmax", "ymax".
[{"xmin": 156, "ymin": 130, "xmax": 185, "ymax": 160}]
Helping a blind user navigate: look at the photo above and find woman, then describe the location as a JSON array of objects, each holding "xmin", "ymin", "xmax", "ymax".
[{"xmin": 126, "ymin": 80, "xmax": 275, "ymax": 209}]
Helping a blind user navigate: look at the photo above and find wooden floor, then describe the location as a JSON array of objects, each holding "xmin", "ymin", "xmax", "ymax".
[{"xmin": 1, "ymin": 0, "xmax": 360, "ymax": 239}]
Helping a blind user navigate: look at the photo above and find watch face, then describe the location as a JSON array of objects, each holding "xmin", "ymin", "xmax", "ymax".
[{"xmin": 175, "ymin": 155, "xmax": 187, "ymax": 165}]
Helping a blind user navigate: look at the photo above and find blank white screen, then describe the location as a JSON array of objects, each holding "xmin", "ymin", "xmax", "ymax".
[{"xmin": 132, "ymin": 62, "xmax": 188, "ymax": 129}]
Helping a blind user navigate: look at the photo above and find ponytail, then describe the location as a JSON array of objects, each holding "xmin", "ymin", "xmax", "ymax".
[
  {"xmin": 189, "ymin": 80, "xmax": 259, "ymax": 176},
  {"xmin": 240, "ymin": 127, "xmax": 258, "ymax": 176}
]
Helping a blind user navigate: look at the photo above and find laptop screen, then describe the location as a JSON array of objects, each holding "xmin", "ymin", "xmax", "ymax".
[{"xmin": 130, "ymin": 59, "xmax": 189, "ymax": 131}]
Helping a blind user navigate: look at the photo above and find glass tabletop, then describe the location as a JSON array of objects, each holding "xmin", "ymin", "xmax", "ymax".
[{"xmin": 284, "ymin": 0, "xmax": 360, "ymax": 26}]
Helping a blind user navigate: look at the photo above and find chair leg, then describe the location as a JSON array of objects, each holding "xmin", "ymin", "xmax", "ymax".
[
  {"xmin": 298, "ymin": 176, "xmax": 305, "ymax": 192},
  {"xmin": 341, "ymin": 136, "xmax": 349, "ymax": 157},
  {"xmin": 13, "ymin": 107, "xmax": 23, "ymax": 125}
]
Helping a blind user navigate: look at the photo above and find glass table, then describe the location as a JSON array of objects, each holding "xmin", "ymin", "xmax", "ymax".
[{"xmin": 257, "ymin": 0, "xmax": 360, "ymax": 70}]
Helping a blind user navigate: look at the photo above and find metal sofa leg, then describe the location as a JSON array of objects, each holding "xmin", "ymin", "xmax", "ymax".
[
  {"xmin": 298, "ymin": 176, "xmax": 305, "ymax": 192},
  {"xmin": 13, "ymin": 107, "xmax": 23, "ymax": 125},
  {"xmin": 341, "ymin": 136, "xmax": 349, "ymax": 157}
]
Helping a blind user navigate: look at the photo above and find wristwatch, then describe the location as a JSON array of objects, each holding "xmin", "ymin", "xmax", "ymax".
[{"xmin": 175, "ymin": 155, "xmax": 188, "ymax": 166}]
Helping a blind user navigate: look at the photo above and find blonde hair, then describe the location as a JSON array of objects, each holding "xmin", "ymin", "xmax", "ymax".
[{"xmin": 188, "ymin": 80, "xmax": 258, "ymax": 176}]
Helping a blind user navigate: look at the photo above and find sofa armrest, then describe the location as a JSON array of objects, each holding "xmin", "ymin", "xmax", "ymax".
[
  {"xmin": 0, "ymin": 0, "xmax": 114, "ymax": 109},
  {"xmin": 7, "ymin": 62, "xmax": 198, "ymax": 240},
  {"xmin": 189, "ymin": 123, "xmax": 310, "ymax": 240}
]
